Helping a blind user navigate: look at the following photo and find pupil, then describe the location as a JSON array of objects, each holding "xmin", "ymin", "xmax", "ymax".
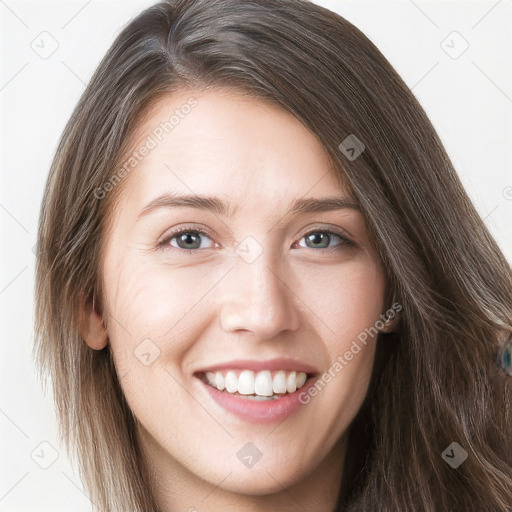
[
  {"xmin": 308, "ymin": 232, "xmax": 328, "ymax": 248},
  {"xmin": 180, "ymin": 233, "xmax": 200, "ymax": 249}
]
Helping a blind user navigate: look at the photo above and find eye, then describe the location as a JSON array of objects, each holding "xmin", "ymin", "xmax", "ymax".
[
  {"xmin": 296, "ymin": 230, "xmax": 354, "ymax": 251},
  {"xmin": 156, "ymin": 226, "xmax": 354, "ymax": 254},
  {"xmin": 158, "ymin": 228, "xmax": 216, "ymax": 252}
]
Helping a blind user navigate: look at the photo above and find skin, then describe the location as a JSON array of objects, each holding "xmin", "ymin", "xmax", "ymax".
[{"xmin": 81, "ymin": 88, "xmax": 388, "ymax": 512}]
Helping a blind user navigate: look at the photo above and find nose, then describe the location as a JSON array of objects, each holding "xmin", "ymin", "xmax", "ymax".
[{"xmin": 219, "ymin": 244, "xmax": 300, "ymax": 339}]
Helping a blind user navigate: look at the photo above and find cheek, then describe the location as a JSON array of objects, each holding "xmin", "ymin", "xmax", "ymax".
[
  {"xmin": 104, "ymin": 251, "xmax": 187, "ymax": 330},
  {"xmin": 100, "ymin": 258, "xmax": 202, "ymax": 419},
  {"xmin": 298, "ymin": 256, "xmax": 386, "ymax": 342},
  {"xmin": 294, "ymin": 259, "xmax": 384, "ymax": 419},
  {"xmin": 101, "ymin": 254, "xmax": 224, "ymax": 370}
]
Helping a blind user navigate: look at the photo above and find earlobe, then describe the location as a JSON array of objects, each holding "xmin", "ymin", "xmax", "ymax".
[
  {"xmin": 380, "ymin": 315, "xmax": 399, "ymax": 334},
  {"xmin": 79, "ymin": 293, "xmax": 108, "ymax": 350},
  {"xmin": 379, "ymin": 305, "xmax": 401, "ymax": 334},
  {"xmin": 379, "ymin": 294, "xmax": 402, "ymax": 334}
]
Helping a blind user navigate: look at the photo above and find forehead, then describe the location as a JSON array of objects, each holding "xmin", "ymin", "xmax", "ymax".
[{"xmin": 111, "ymin": 88, "xmax": 355, "ymax": 221}]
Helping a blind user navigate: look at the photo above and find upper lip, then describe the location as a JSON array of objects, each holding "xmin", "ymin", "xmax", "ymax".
[{"xmin": 194, "ymin": 358, "xmax": 320, "ymax": 376}]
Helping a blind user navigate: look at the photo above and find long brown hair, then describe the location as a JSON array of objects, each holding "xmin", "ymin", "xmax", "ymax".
[{"xmin": 33, "ymin": 0, "xmax": 512, "ymax": 510}]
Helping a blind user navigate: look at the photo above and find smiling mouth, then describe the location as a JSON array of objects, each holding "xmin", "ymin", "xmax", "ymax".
[{"xmin": 195, "ymin": 369, "xmax": 314, "ymax": 400}]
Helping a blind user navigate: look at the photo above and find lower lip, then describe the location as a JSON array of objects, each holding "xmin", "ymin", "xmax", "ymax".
[{"xmin": 198, "ymin": 376, "xmax": 317, "ymax": 424}]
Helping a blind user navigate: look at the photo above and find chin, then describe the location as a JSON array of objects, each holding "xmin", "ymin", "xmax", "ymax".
[{"xmin": 215, "ymin": 470, "xmax": 303, "ymax": 496}]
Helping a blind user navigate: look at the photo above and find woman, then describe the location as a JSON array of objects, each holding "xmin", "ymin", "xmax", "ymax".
[{"xmin": 33, "ymin": 0, "xmax": 512, "ymax": 510}]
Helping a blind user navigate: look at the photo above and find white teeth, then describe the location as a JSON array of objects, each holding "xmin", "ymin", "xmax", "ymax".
[
  {"xmin": 243, "ymin": 394, "xmax": 279, "ymax": 401},
  {"xmin": 254, "ymin": 370, "xmax": 273, "ymax": 396},
  {"xmin": 295, "ymin": 371, "xmax": 307, "ymax": 388},
  {"xmin": 238, "ymin": 370, "xmax": 255, "ymax": 395},
  {"xmin": 214, "ymin": 372, "xmax": 225, "ymax": 391},
  {"xmin": 202, "ymin": 369, "xmax": 309, "ymax": 397},
  {"xmin": 286, "ymin": 371, "xmax": 297, "ymax": 393},
  {"xmin": 224, "ymin": 371, "xmax": 238, "ymax": 393},
  {"xmin": 272, "ymin": 370, "xmax": 287, "ymax": 394},
  {"xmin": 205, "ymin": 371, "xmax": 215, "ymax": 385}
]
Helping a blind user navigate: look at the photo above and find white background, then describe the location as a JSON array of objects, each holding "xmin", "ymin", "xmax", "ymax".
[{"xmin": 1, "ymin": 1, "xmax": 511, "ymax": 510}]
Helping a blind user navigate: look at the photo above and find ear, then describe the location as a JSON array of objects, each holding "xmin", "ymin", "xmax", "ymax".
[
  {"xmin": 79, "ymin": 292, "xmax": 108, "ymax": 350},
  {"xmin": 379, "ymin": 305, "xmax": 401, "ymax": 334},
  {"xmin": 379, "ymin": 292, "xmax": 402, "ymax": 334},
  {"xmin": 380, "ymin": 314, "xmax": 400, "ymax": 334}
]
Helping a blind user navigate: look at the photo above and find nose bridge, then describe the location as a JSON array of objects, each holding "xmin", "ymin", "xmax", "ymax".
[{"xmin": 219, "ymin": 238, "xmax": 300, "ymax": 337}]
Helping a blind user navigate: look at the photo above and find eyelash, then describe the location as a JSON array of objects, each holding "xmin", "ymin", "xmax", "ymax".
[{"xmin": 156, "ymin": 225, "xmax": 355, "ymax": 254}]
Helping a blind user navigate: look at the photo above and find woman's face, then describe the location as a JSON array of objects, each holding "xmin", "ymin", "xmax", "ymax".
[{"xmin": 97, "ymin": 89, "xmax": 386, "ymax": 497}]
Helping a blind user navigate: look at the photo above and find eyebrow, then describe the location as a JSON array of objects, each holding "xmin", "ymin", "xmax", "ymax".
[{"xmin": 137, "ymin": 192, "xmax": 361, "ymax": 220}]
